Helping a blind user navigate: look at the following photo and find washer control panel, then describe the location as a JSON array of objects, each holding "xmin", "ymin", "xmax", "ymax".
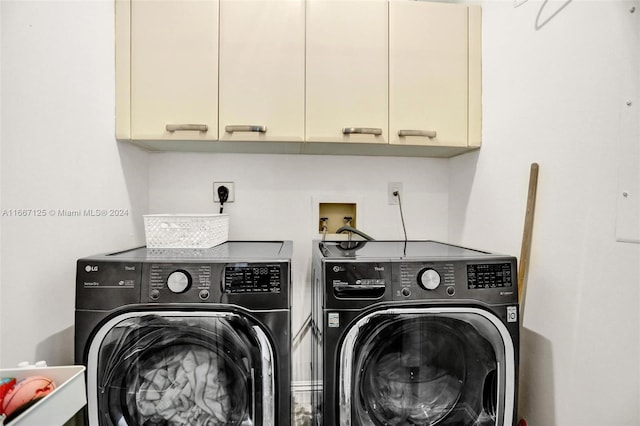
[
  {"xmin": 393, "ymin": 260, "xmax": 517, "ymax": 303},
  {"xmin": 326, "ymin": 262, "xmax": 390, "ymax": 299},
  {"xmin": 417, "ymin": 268, "xmax": 442, "ymax": 290},
  {"xmin": 396, "ymin": 262, "xmax": 456, "ymax": 300},
  {"xmin": 467, "ymin": 263, "xmax": 513, "ymax": 289}
]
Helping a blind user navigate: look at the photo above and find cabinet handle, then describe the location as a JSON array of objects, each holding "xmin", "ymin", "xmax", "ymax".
[
  {"xmin": 398, "ymin": 129, "xmax": 437, "ymax": 138},
  {"xmin": 165, "ymin": 124, "xmax": 208, "ymax": 132},
  {"xmin": 342, "ymin": 127, "xmax": 383, "ymax": 136},
  {"xmin": 225, "ymin": 125, "xmax": 267, "ymax": 133}
]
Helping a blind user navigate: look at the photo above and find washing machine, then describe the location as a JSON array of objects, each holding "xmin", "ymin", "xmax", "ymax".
[
  {"xmin": 75, "ymin": 241, "xmax": 292, "ymax": 426},
  {"xmin": 311, "ymin": 240, "xmax": 519, "ymax": 426}
]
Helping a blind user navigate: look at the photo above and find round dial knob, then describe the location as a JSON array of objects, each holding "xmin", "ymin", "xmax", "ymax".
[
  {"xmin": 167, "ymin": 270, "xmax": 191, "ymax": 293},
  {"xmin": 418, "ymin": 268, "xmax": 441, "ymax": 290}
]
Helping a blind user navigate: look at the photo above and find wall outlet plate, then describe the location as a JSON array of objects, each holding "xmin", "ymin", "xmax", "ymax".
[
  {"xmin": 388, "ymin": 182, "xmax": 403, "ymax": 205},
  {"xmin": 213, "ymin": 182, "xmax": 235, "ymax": 203}
]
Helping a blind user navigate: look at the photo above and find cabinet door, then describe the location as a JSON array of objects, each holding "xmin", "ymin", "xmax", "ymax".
[
  {"xmin": 306, "ymin": 0, "xmax": 388, "ymax": 144},
  {"xmin": 219, "ymin": 0, "xmax": 304, "ymax": 142},
  {"xmin": 130, "ymin": 0, "xmax": 218, "ymax": 140},
  {"xmin": 389, "ymin": 1, "xmax": 470, "ymax": 147}
]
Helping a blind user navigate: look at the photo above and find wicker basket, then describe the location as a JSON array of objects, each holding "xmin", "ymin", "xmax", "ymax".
[{"xmin": 143, "ymin": 214, "xmax": 229, "ymax": 248}]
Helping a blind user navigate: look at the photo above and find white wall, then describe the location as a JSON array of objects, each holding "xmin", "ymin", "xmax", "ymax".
[
  {"xmin": 450, "ymin": 1, "xmax": 640, "ymax": 425},
  {"xmin": 0, "ymin": 0, "xmax": 148, "ymax": 367}
]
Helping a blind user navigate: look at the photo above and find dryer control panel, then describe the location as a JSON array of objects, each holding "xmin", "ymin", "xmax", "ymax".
[
  {"xmin": 223, "ymin": 264, "xmax": 282, "ymax": 294},
  {"xmin": 148, "ymin": 263, "xmax": 213, "ymax": 302},
  {"xmin": 141, "ymin": 262, "xmax": 287, "ymax": 305},
  {"xmin": 77, "ymin": 242, "xmax": 292, "ymax": 310}
]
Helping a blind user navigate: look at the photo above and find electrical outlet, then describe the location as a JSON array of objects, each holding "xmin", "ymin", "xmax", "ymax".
[
  {"xmin": 213, "ymin": 182, "xmax": 235, "ymax": 203},
  {"xmin": 388, "ymin": 182, "xmax": 403, "ymax": 205}
]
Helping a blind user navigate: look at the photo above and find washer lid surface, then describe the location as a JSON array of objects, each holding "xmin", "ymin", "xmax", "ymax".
[{"xmin": 319, "ymin": 240, "xmax": 491, "ymax": 260}]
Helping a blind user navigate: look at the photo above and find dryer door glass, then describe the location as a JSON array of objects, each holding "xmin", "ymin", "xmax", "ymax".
[
  {"xmin": 339, "ymin": 309, "xmax": 514, "ymax": 426},
  {"xmin": 88, "ymin": 312, "xmax": 274, "ymax": 426}
]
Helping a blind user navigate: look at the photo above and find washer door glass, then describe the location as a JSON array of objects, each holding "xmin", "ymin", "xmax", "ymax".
[
  {"xmin": 340, "ymin": 309, "xmax": 514, "ymax": 426},
  {"xmin": 88, "ymin": 312, "xmax": 274, "ymax": 426}
]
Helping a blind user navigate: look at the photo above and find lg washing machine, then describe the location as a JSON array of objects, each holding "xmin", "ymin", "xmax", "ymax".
[
  {"xmin": 311, "ymin": 240, "xmax": 519, "ymax": 426},
  {"xmin": 75, "ymin": 241, "xmax": 292, "ymax": 426}
]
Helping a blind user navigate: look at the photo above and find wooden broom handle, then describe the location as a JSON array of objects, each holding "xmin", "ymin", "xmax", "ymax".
[{"xmin": 519, "ymin": 163, "xmax": 539, "ymax": 313}]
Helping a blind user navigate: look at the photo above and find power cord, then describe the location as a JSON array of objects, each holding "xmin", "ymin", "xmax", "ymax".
[
  {"xmin": 217, "ymin": 185, "xmax": 229, "ymax": 214},
  {"xmin": 394, "ymin": 190, "xmax": 408, "ymax": 242}
]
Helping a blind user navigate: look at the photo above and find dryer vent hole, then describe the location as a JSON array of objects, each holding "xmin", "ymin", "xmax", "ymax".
[{"xmin": 482, "ymin": 369, "xmax": 498, "ymax": 419}]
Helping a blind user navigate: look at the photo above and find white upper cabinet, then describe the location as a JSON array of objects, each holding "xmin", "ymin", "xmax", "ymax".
[
  {"xmin": 305, "ymin": 0, "xmax": 389, "ymax": 144},
  {"xmin": 116, "ymin": 0, "xmax": 482, "ymax": 156},
  {"xmin": 389, "ymin": 1, "xmax": 481, "ymax": 148},
  {"xmin": 128, "ymin": 0, "xmax": 219, "ymax": 141},
  {"xmin": 219, "ymin": 0, "xmax": 305, "ymax": 142}
]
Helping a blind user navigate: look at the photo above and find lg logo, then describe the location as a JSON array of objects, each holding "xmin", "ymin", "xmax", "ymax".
[{"xmin": 85, "ymin": 265, "xmax": 98, "ymax": 273}]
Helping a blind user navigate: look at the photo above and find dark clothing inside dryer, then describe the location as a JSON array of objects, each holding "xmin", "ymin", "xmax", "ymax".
[
  {"xmin": 353, "ymin": 315, "xmax": 498, "ymax": 426},
  {"xmin": 97, "ymin": 314, "xmax": 260, "ymax": 426}
]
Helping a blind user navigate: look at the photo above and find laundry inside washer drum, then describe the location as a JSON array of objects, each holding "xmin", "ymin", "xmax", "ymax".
[{"xmin": 98, "ymin": 315, "xmax": 257, "ymax": 426}]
